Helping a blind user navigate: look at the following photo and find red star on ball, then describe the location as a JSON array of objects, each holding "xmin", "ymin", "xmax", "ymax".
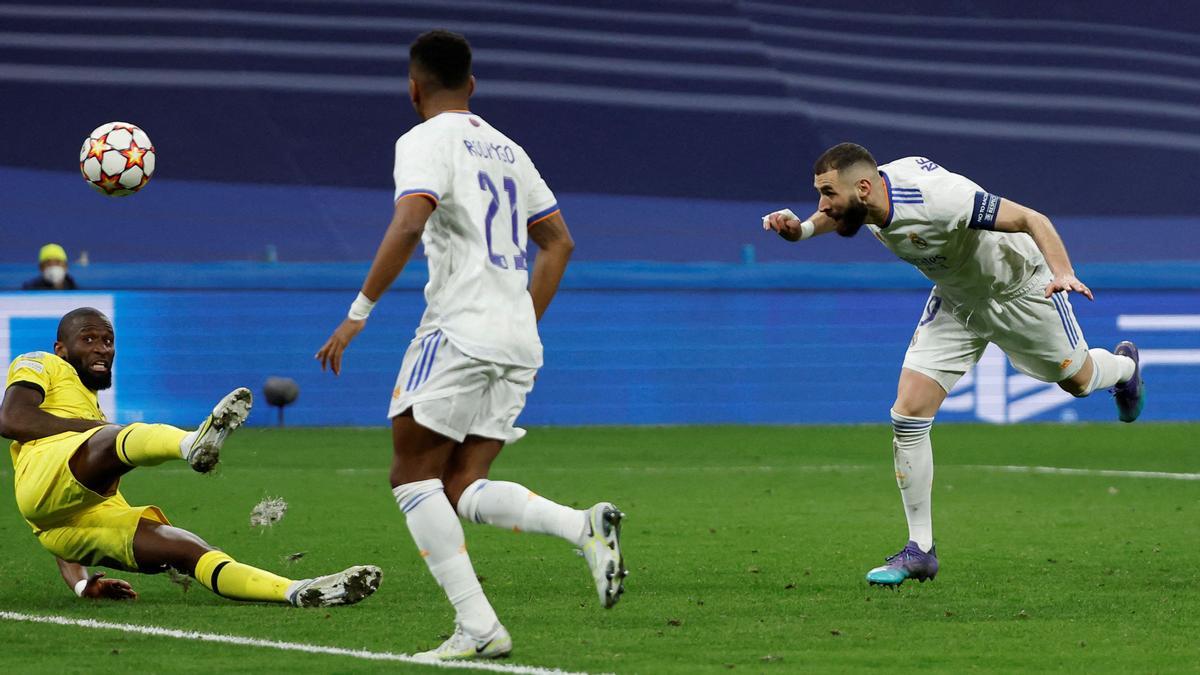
[
  {"xmin": 86, "ymin": 135, "xmax": 110, "ymax": 161},
  {"xmin": 96, "ymin": 172, "xmax": 122, "ymax": 194},
  {"xmin": 122, "ymin": 140, "xmax": 147, "ymax": 169}
]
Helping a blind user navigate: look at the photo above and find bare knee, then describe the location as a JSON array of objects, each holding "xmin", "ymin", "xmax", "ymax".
[
  {"xmin": 1058, "ymin": 356, "xmax": 1094, "ymax": 398},
  {"xmin": 132, "ymin": 521, "xmax": 214, "ymax": 575},
  {"xmin": 68, "ymin": 424, "xmax": 128, "ymax": 494},
  {"xmin": 388, "ymin": 413, "xmax": 456, "ymax": 488},
  {"xmin": 387, "ymin": 436, "xmax": 452, "ymax": 487},
  {"xmin": 89, "ymin": 424, "xmax": 122, "ymax": 447},
  {"xmin": 441, "ymin": 437, "xmax": 501, "ymax": 508},
  {"xmin": 388, "ymin": 455, "xmax": 446, "ymax": 489},
  {"xmin": 441, "ymin": 470, "xmax": 486, "ymax": 509},
  {"xmin": 893, "ymin": 369, "xmax": 949, "ymax": 418},
  {"xmin": 1058, "ymin": 378, "xmax": 1088, "ymax": 398},
  {"xmin": 891, "ymin": 399, "xmax": 931, "ymax": 418},
  {"xmin": 75, "ymin": 424, "xmax": 122, "ymax": 464}
]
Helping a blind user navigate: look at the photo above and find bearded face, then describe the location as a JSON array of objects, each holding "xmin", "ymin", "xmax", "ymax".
[
  {"xmin": 835, "ymin": 192, "xmax": 869, "ymax": 238},
  {"xmin": 66, "ymin": 349, "xmax": 112, "ymax": 390},
  {"xmin": 57, "ymin": 316, "xmax": 115, "ymax": 391},
  {"xmin": 814, "ymin": 167, "xmax": 874, "ymax": 238}
]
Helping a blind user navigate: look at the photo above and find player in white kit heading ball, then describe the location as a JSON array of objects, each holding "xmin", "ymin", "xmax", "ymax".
[
  {"xmin": 316, "ymin": 30, "xmax": 626, "ymax": 660},
  {"xmin": 762, "ymin": 143, "xmax": 1144, "ymax": 587}
]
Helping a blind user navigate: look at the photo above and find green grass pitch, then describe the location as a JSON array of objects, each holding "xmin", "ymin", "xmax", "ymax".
[{"xmin": 1, "ymin": 424, "xmax": 1197, "ymax": 673}]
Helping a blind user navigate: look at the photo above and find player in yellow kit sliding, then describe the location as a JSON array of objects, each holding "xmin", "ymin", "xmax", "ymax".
[{"xmin": 0, "ymin": 307, "xmax": 381, "ymax": 605}]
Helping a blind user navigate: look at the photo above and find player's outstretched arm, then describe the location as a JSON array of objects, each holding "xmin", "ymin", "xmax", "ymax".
[
  {"xmin": 761, "ymin": 210, "xmax": 837, "ymax": 242},
  {"xmin": 528, "ymin": 212, "xmax": 575, "ymax": 321},
  {"xmin": 316, "ymin": 196, "xmax": 434, "ymax": 375},
  {"xmin": 0, "ymin": 385, "xmax": 107, "ymax": 443},
  {"xmin": 992, "ymin": 199, "xmax": 1093, "ymax": 301},
  {"xmin": 56, "ymin": 557, "xmax": 137, "ymax": 600}
]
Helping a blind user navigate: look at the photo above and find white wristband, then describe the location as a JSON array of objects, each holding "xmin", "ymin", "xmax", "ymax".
[
  {"xmin": 347, "ymin": 292, "xmax": 376, "ymax": 321},
  {"xmin": 74, "ymin": 578, "xmax": 88, "ymax": 597},
  {"xmin": 799, "ymin": 219, "xmax": 816, "ymax": 241}
]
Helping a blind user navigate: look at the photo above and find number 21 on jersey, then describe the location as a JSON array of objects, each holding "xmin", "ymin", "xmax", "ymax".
[{"xmin": 478, "ymin": 170, "xmax": 527, "ymax": 270}]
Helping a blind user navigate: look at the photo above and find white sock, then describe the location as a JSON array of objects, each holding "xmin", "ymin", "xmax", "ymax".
[
  {"xmin": 1084, "ymin": 348, "xmax": 1136, "ymax": 395},
  {"xmin": 457, "ymin": 479, "xmax": 589, "ymax": 547},
  {"xmin": 179, "ymin": 430, "xmax": 196, "ymax": 458},
  {"xmin": 890, "ymin": 409, "xmax": 935, "ymax": 552},
  {"xmin": 393, "ymin": 479, "xmax": 499, "ymax": 637}
]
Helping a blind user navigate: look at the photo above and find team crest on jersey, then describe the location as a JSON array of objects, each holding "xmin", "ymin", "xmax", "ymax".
[{"xmin": 908, "ymin": 233, "xmax": 929, "ymax": 249}]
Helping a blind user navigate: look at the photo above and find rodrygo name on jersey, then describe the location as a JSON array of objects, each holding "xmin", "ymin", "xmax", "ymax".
[{"xmin": 392, "ymin": 111, "xmax": 560, "ymax": 368}]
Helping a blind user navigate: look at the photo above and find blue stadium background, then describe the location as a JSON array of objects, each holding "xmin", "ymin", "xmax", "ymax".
[{"xmin": 2, "ymin": 0, "xmax": 1198, "ymax": 426}]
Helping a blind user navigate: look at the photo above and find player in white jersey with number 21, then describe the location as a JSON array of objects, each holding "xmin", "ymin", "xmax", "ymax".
[
  {"xmin": 762, "ymin": 143, "xmax": 1144, "ymax": 587},
  {"xmin": 316, "ymin": 30, "xmax": 626, "ymax": 661}
]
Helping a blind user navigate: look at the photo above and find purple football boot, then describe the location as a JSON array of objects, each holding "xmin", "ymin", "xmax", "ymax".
[
  {"xmin": 866, "ymin": 540, "xmax": 938, "ymax": 586},
  {"xmin": 1112, "ymin": 341, "xmax": 1144, "ymax": 423}
]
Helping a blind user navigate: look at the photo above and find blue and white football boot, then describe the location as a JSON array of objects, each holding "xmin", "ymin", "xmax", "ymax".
[
  {"xmin": 1112, "ymin": 341, "xmax": 1145, "ymax": 423},
  {"xmin": 866, "ymin": 540, "xmax": 939, "ymax": 587}
]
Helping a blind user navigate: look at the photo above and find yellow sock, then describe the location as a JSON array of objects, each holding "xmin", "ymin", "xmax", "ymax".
[
  {"xmin": 114, "ymin": 423, "xmax": 188, "ymax": 467},
  {"xmin": 194, "ymin": 550, "xmax": 294, "ymax": 603}
]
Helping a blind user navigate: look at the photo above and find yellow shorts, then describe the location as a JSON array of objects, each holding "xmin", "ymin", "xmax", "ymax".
[{"xmin": 13, "ymin": 427, "xmax": 169, "ymax": 571}]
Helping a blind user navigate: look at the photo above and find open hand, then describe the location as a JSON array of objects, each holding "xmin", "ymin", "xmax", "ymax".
[
  {"xmin": 83, "ymin": 572, "xmax": 137, "ymax": 600},
  {"xmin": 1044, "ymin": 273, "xmax": 1093, "ymax": 301},
  {"xmin": 315, "ymin": 318, "xmax": 366, "ymax": 376}
]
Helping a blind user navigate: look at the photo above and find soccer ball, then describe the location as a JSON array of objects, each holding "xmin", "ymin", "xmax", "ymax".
[{"xmin": 79, "ymin": 122, "xmax": 156, "ymax": 196}]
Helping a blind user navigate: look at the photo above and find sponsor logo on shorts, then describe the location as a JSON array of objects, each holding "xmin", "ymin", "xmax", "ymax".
[{"xmin": 1059, "ymin": 358, "xmax": 1073, "ymax": 370}]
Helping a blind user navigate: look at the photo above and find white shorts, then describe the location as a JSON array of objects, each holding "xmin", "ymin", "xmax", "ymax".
[
  {"xmin": 902, "ymin": 276, "xmax": 1089, "ymax": 392},
  {"xmin": 387, "ymin": 329, "xmax": 537, "ymax": 444}
]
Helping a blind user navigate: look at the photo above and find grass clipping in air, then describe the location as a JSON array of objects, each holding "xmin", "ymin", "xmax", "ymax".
[{"xmin": 249, "ymin": 496, "xmax": 288, "ymax": 527}]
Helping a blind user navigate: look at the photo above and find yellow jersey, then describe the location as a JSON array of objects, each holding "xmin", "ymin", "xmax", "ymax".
[{"xmin": 5, "ymin": 351, "xmax": 106, "ymax": 466}]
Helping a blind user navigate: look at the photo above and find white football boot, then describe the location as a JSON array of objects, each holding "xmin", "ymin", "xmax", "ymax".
[
  {"xmin": 415, "ymin": 624, "xmax": 512, "ymax": 661},
  {"xmin": 581, "ymin": 502, "xmax": 627, "ymax": 608},
  {"xmin": 287, "ymin": 565, "xmax": 382, "ymax": 608},
  {"xmin": 183, "ymin": 387, "xmax": 253, "ymax": 473}
]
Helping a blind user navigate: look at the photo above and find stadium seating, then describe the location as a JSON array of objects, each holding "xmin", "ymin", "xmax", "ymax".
[{"xmin": 2, "ymin": 0, "xmax": 1198, "ymax": 228}]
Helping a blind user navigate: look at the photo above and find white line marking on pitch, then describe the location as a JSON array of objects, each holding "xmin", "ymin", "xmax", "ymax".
[
  {"xmin": 965, "ymin": 464, "xmax": 1200, "ymax": 481},
  {"xmin": 346, "ymin": 463, "xmax": 1200, "ymax": 481},
  {"xmin": 0, "ymin": 611, "xmax": 596, "ymax": 675}
]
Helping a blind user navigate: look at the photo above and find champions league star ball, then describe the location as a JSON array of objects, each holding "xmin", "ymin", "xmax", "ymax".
[{"xmin": 79, "ymin": 122, "xmax": 156, "ymax": 196}]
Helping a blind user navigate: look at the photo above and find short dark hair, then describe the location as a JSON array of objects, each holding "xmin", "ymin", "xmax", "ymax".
[
  {"xmin": 813, "ymin": 142, "xmax": 877, "ymax": 175},
  {"xmin": 57, "ymin": 307, "xmax": 109, "ymax": 341},
  {"xmin": 409, "ymin": 29, "xmax": 472, "ymax": 90}
]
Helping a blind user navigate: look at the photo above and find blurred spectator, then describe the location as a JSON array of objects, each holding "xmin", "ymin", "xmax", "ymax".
[{"xmin": 22, "ymin": 243, "xmax": 78, "ymax": 290}]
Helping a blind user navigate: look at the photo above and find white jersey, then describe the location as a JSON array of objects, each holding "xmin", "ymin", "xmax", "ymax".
[
  {"xmin": 866, "ymin": 156, "xmax": 1044, "ymax": 305},
  {"xmin": 392, "ymin": 111, "xmax": 559, "ymax": 368}
]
